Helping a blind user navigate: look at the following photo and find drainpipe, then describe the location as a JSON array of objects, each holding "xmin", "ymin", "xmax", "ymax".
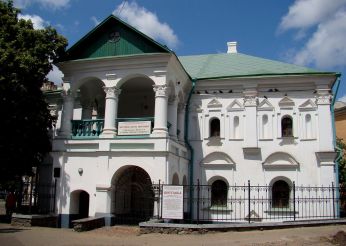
[
  {"xmin": 331, "ymin": 76, "xmax": 341, "ymax": 216},
  {"xmin": 184, "ymin": 79, "xmax": 196, "ymax": 221}
]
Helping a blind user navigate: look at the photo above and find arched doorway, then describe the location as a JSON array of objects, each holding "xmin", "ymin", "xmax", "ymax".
[
  {"xmin": 70, "ymin": 190, "xmax": 90, "ymax": 220},
  {"xmin": 112, "ymin": 166, "xmax": 154, "ymax": 224}
]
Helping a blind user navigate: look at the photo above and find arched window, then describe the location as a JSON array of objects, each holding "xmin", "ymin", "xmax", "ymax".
[
  {"xmin": 272, "ymin": 180, "xmax": 290, "ymax": 208},
  {"xmin": 281, "ymin": 116, "xmax": 293, "ymax": 137},
  {"xmin": 211, "ymin": 180, "xmax": 227, "ymax": 206},
  {"xmin": 210, "ymin": 118, "xmax": 220, "ymax": 137},
  {"xmin": 305, "ymin": 114, "xmax": 312, "ymax": 138},
  {"xmin": 172, "ymin": 173, "xmax": 179, "ymax": 185},
  {"xmin": 233, "ymin": 116, "xmax": 239, "ymax": 139},
  {"xmin": 262, "ymin": 114, "xmax": 268, "ymax": 138}
]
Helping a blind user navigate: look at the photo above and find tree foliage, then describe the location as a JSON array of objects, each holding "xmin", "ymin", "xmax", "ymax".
[
  {"xmin": 0, "ymin": 1, "xmax": 67, "ymax": 183},
  {"xmin": 337, "ymin": 138, "xmax": 346, "ymax": 187}
]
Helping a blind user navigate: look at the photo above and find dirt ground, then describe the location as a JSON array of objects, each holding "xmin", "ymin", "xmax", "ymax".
[{"xmin": 1, "ymin": 223, "xmax": 346, "ymax": 246}]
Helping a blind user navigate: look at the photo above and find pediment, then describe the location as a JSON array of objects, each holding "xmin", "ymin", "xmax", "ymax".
[
  {"xmin": 200, "ymin": 152, "xmax": 235, "ymax": 166},
  {"xmin": 227, "ymin": 99, "xmax": 244, "ymax": 111},
  {"xmin": 64, "ymin": 15, "xmax": 170, "ymax": 61},
  {"xmin": 258, "ymin": 99, "xmax": 274, "ymax": 111},
  {"xmin": 263, "ymin": 152, "xmax": 299, "ymax": 169},
  {"xmin": 207, "ymin": 99, "xmax": 222, "ymax": 108},
  {"xmin": 299, "ymin": 99, "xmax": 317, "ymax": 111},
  {"xmin": 279, "ymin": 96, "xmax": 295, "ymax": 108}
]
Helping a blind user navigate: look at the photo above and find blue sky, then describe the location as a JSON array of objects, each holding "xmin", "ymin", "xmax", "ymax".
[{"xmin": 14, "ymin": 0, "xmax": 346, "ymax": 101}]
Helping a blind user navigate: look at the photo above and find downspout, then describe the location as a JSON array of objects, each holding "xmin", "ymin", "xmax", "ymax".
[
  {"xmin": 331, "ymin": 76, "xmax": 341, "ymax": 216},
  {"xmin": 184, "ymin": 78, "xmax": 196, "ymax": 220}
]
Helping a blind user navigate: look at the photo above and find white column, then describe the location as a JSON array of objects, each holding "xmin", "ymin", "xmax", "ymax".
[
  {"xmin": 316, "ymin": 88, "xmax": 333, "ymax": 151},
  {"xmin": 58, "ymin": 89, "xmax": 75, "ymax": 138},
  {"xmin": 152, "ymin": 85, "xmax": 169, "ymax": 136},
  {"xmin": 177, "ymin": 103, "xmax": 186, "ymax": 141},
  {"xmin": 168, "ymin": 95, "xmax": 178, "ymax": 140},
  {"xmin": 243, "ymin": 88, "xmax": 258, "ymax": 148},
  {"xmin": 100, "ymin": 86, "xmax": 121, "ymax": 138}
]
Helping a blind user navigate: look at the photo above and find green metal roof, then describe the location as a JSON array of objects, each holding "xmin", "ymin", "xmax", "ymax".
[
  {"xmin": 178, "ymin": 53, "xmax": 337, "ymax": 80},
  {"xmin": 64, "ymin": 15, "xmax": 171, "ymax": 61}
]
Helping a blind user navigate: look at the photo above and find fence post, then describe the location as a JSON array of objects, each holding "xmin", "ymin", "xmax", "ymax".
[
  {"xmin": 332, "ymin": 182, "xmax": 335, "ymax": 218},
  {"xmin": 197, "ymin": 179, "xmax": 200, "ymax": 224},
  {"xmin": 293, "ymin": 181, "xmax": 296, "ymax": 221},
  {"xmin": 158, "ymin": 180, "xmax": 161, "ymax": 219},
  {"xmin": 248, "ymin": 180, "xmax": 250, "ymax": 224},
  {"xmin": 53, "ymin": 178, "xmax": 57, "ymax": 213}
]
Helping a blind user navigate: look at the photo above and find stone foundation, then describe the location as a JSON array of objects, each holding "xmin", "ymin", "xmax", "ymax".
[
  {"xmin": 11, "ymin": 214, "xmax": 57, "ymax": 227},
  {"xmin": 72, "ymin": 217, "xmax": 105, "ymax": 232}
]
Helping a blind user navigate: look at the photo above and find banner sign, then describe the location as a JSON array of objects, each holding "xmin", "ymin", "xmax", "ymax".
[
  {"xmin": 118, "ymin": 121, "xmax": 151, "ymax": 135},
  {"xmin": 162, "ymin": 185, "xmax": 184, "ymax": 219}
]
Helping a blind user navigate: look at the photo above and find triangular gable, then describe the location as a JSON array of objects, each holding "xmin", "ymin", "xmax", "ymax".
[
  {"xmin": 279, "ymin": 96, "xmax": 295, "ymax": 108},
  {"xmin": 207, "ymin": 99, "xmax": 222, "ymax": 108},
  {"xmin": 227, "ymin": 99, "xmax": 243, "ymax": 111},
  {"xmin": 299, "ymin": 99, "xmax": 317, "ymax": 111},
  {"xmin": 258, "ymin": 99, "xmax": 274, "ymax": 111},
  {"xmin": 65, "ymin": 15, "xmax": 171, "ymax": 61}
]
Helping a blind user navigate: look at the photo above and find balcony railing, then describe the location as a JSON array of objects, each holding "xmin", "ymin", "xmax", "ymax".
[
  {"xmin": 71, "ymin": 117, "xmax": 171, "ymax": 138},
  {"xmin": 71, "ymin": 119, "xmax": 104, "ymax": 138}
]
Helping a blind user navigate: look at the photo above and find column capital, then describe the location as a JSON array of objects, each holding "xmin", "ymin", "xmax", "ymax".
[
  {"xmin": 103, "ymin": 86, "xmax": 121, "ymax": 99},
  {"xmin": 316, "ymin": 89, "xmax": 332, "ymax": 105},
  {"xmin": 168, "ymin": 95, "xmax": 178, "ymax": 104},
  {"xmin": 153, "ymin": 84, "xmax": 170, "ymax": 97}
]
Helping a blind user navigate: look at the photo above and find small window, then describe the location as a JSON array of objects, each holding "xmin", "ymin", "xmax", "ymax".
[
  {"xmin": 262, "ymin": 114, "xmax": 268, "ymax": 138},
  {"xmin": 281, "ymin": 116, "xmax": 293, "ymax": 137},
  {"xmin": 305, "ymin": 114, "xmax": 312, "ymax": 138},
  {"xmin": 233, "ymin": 116, "xmax": 239, "ymax": 139},
  {"xmin": 272, "ymin": 180, "xmax": 290, "ymax": 208},
  {"xmin": 211, "ymin": 180, "xmax": 227, "ymax": 206},
  {"xmin": 210, "ymin": 118, "xmax": 220, "ymax": 137}
]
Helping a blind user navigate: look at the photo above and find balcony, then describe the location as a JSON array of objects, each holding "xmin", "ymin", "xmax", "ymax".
[{"xmin": 71, "ymin": 117, "xmax": 172, "ymax": 139}]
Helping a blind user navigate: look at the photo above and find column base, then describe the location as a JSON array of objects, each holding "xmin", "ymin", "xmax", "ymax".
[
  {"xmin": 152, "ymin": 128, "xmax": 168, "ymax": 137},
  {"xmin": 100, "ymin": 129, "xmax": 117, "ymax": 138}
]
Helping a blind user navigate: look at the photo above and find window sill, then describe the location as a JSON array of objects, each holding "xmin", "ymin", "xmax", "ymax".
[
  {"xmin": 264, "ymin": 208, "xmax": 298, "ymax": 215},
  {"xmin": 203, "ymin": 206, "xmax": 233, "ymax": 212}
]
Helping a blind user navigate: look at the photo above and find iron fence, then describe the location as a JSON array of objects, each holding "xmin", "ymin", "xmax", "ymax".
[
  {"xmin": 17, "ymin": 180, "xmax": 56, "ymax": 214},
  {"xmin": 153, "ymin": 181, "xmax": 346, "ymax": 223}
]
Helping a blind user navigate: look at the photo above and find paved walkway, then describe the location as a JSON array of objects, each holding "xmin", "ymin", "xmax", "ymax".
[{"xmin": 1, "ymin": 223, "xmax": 346, "ymax": 246}]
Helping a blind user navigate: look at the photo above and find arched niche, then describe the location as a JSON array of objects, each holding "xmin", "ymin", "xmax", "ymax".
[
  {"xmin": 263, "ymin": 152, "xmax": 299, "ymax": 169},
  {"xmin": 200, "ymin": 152, "xmax": 235, "ymax": 167}
]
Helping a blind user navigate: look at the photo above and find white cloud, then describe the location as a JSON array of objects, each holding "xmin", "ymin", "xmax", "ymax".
[
  {"xmin": 18, "ymin": 14, "xmax": 49, "ymax": 29},
  {"xmin": 279, "ymin": 0, "xmax": 346, "ymax": 69},
  {"xmin": 47, "ymin": 65, "xmax": 64, "ymax": 85},
  {"xmin": 113, "ymin": 1, "xmax": 179, "ymax": 48},
  {"xmin": 14, "ymin": 0, "xmax": 71, "ymax": 10},
  {"xmin": 279, "ymin": 0, "xmax": 346, "ymax": 31},
  {"xmin": 91, "ymin": 16, "xmax": 100, "ymax": 26}
]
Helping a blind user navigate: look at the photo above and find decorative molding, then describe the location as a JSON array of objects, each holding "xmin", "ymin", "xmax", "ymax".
[
  {"xmin": 227, "ymin": 99, "xmax": 244, "ymax": 111},
  {"xmin": 262, "ymin": 152, "xmax": 299, "ymax": 169},
  {"xmin": 105, "ymin": 73, "xmax": 117, "ymax": 82},
  {"xmin": 299, "ymin": 99, "xmax": 317, "ymax": 111},
  {"xmin": 316, "ymin": 89, "xmax": 332, "ymax": 105},
  {"xmin": 153, "ymin": 84, "xmax": 169, "ymax": 97},
  {"xmin": 178, "ymin": 103, "xmax": 186, "ymax": 112},
  {"xmin": 279, "ymin": 96, "xmax": 295, "ymax": 109},
  {"xmin": 103, "ymin": 86, "xmax": 121, "ymax": 98},
  {"xmin": 258, "ymin": 99, "xmax": 274, "ymax": 111},
  {"xmin": 200, "ymin": 152, "xmax": 235, "ymax": 166},
  {"xmin": 243, "ymin": 89, "xmax": 258, "ymax": 107},
  {"xmin": 315, "ymin": 151, "xmax": 337, "ymax": 166},
  {"xmin": 207, "ymin": 98, "xmax": 222, "ymax": 108}
]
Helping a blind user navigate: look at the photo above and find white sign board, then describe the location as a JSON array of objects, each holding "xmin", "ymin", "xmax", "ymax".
[
  {"xmin": 162, "ymin": 185, "xmax": 184, "ymax": 219},
  {"xmin": 118, "ymin": 121, "xmax": 151, "ymax": 135}
]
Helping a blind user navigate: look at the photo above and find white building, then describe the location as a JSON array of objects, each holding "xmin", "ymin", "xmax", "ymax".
[{"xmin": 45, "ymin": 15, "xmax": 340, "ymax": 227}]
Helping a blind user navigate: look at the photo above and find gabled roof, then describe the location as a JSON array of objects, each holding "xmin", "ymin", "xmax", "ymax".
[
  {"xmin": 178, "ymin": 53, "xmax": 338, "ymax": 80},
  {"xmin": 64, "ymin": 15, "xmax": 171, "ymax": 61}
]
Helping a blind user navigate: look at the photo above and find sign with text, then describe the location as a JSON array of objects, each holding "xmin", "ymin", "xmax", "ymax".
[
  {"xmin": 118, "ymin": 121, "xmax": 151, "ymax": 135},
  {"xmin": 162, "ymin": 185, "xmax": 184, "ymax": 219}
]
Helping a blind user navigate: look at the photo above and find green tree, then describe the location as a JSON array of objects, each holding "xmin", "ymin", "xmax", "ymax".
[
  {"xmin": 337, "ymin": 138, "xmax": 346, "ymax": 187},
  {"xmin": 0, "ymin": 1, "xmax": 67, "ymax": 184}
]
